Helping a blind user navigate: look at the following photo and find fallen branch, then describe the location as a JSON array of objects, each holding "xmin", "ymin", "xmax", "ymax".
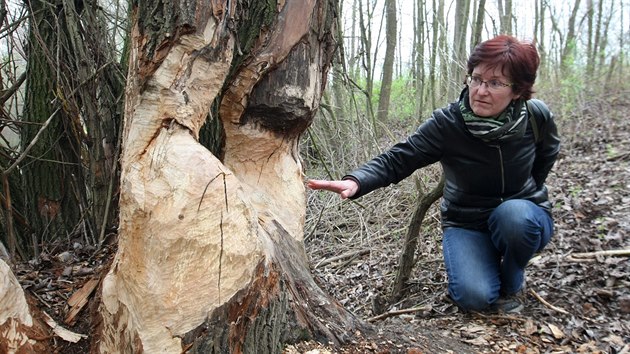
[
  {"xmin": 472, "ymin": 312, "xmax": 528, "ymax": 323},
  {"xmin": 314, "ymin": 249, "xmax": 370, "ymax": 269},
  {"xmin": 530, "ymin": 289, "xmax": 569, "ymax": 315},
  {"xmin": 606, "ymin": 151, "xmax": 630, "ymax": 162},
  {"xmin": 366, "ymin": 305, "xmax": 432, "ymax": 322},
  {"xmin": 569, "ymin": 249, "xmax": 630, "ymax": 258}
]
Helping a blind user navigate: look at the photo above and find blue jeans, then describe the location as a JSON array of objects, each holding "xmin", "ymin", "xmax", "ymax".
[{"xmin": 442, "ymin": 199, "xmax": 553, "ymax": 311}]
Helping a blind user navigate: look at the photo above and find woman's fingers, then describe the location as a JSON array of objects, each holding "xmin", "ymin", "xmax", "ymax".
[
  {"xmin": 306, "ymin": 179, "xmax": 330, "ymax": 191},
  {"xmin": 306, "ymin": 179, "xmax": 346, "ymax": 193},
  {"xmin": 307, "ymin": 179, "xmax": 358, "ymax": 199}
]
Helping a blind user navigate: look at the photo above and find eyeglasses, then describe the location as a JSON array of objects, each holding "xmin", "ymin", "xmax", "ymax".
[{"xmin": 466, "ymin": 75, "xmax": 513, "ymax": 91}]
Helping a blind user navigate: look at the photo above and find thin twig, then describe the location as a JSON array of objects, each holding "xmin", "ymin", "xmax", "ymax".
[
  {"xmin": 0, "ymin": 72, "xmax": 26, "ymax": 105},
  {"xmin": 472, "ymin": 312, "xmax": 529, "ymax": 323},
  {"xmin": 3, "ymin": 107, "xmax": 61, "ymax": 175},
  {"xmin": 366, "ymin": 305, "xmax": 432, "ymax": 322},
  {"xmin": 314, "ymin": 249, "xmax": 370, "ymax": 269},
  {"xmin": 606, "ymin": 151, "xmax": 630, "ymax": 161},
  {"xmin": 529, "ymin": 289, "xmax": 569, "ymax": 315}
]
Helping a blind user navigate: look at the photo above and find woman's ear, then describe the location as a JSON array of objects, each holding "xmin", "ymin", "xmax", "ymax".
[{"xmin": 512, "ymin": 92, "xmax": 522, "ymax": 101}]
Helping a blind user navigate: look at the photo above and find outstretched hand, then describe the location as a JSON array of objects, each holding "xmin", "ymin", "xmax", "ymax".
[{"xmin": 307, "ymin": 179, "xmax": 359, "ymax": 199}]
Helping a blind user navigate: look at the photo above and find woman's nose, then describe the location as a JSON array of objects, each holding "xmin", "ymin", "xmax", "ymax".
[{"xmin": 476, "ymin": 83, "xmax": 491, "ymax": 94}]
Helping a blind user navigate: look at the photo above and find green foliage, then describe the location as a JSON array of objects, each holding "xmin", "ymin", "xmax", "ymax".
[
  {"xmin": 557, "ymin": 71, "xmax": 586, "ymax": 119},
  {"xmin": 372, "ymin": 75, "xmax": 419, "ymax": 122},
  {"xmin": 605, "ymin": 144, "xmax": 617, "ymax": 160}
]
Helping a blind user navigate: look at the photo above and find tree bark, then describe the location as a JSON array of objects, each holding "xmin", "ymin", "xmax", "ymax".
[
  {"xmin": 357, "ymin": 0, "xmax": 377, "ymax": 131},
  {"xmin": 586, "ymin": 0, "xmax": 595, "ymax": 75},
  {"xmin": 451, "ymin": 0, "xmax": 470, "ymax": 98},
  {"xmin": 98, "ymin": 1, "xmax": 366, "ymax": 353},
  {"xmin": 376, "ymin": 0, "xmax": 397, "ymax": 124},
  {"xmin": 7, "ymin": 0, "xmax": 123, "ymax": 259},
  {"xmin": 560, "ymin": 0, "xmax": 582, "ymax": 72},
  {"xmin": 471, "ymin": 0, "xmax": 486, "ymax": 49},
  {"xmin": 20, "ymin": 0, "xmax": 76, "ymax": 255},
  {"xmin": 434, "ymin": 0, "xmax": 447, "ymax": 106},
  {"xmin": 534, "ymin": 0, "xmax": 547, "ymax": 77},
  {"xmin": 498, "ymin": 0, "xmax": 513, "ymax": 34},
  {"xmin": 413, "ymin": 0, "xmax": 426, "ymax": 116}
]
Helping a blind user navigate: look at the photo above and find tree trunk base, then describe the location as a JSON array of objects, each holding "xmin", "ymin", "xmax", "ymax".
[{"xmin": 183, "ymin": 218, "xmax": 369, "ymax": 353}]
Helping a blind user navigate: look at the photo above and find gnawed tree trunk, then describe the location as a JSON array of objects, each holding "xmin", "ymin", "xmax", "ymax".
[{"xmin": 98, "ymin": 1, "xmax": 366, "ymax": 353}]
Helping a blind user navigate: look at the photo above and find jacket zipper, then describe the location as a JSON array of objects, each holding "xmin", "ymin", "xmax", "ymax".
[{"xmin": 491, "ymin": 145, "xmax": 505, "ymax": 198}]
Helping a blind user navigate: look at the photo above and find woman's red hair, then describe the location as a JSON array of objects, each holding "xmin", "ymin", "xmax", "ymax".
[{"xmin": 467, "ymin": 35, "xmax": 540, "ymax": 100}]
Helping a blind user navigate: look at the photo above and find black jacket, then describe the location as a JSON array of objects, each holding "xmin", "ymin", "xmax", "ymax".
[{"xmin": 345, "ymin": 95, "xmax": 561, "ymax": 230}]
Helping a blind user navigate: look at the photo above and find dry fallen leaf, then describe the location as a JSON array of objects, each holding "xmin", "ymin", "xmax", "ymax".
[
  {"xmin": 547, "ymin": 323, "xmax": 565, "ymax": 339},
  {"xmin": 524, "ymin": 319, "xmax": 537, "ymax": 336},
  {"xmin": 461, "ymin": 336, "xmax": 489, "ymax": 346}
]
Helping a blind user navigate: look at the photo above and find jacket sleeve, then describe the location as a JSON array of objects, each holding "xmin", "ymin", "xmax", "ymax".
[
  {"xmin": 530, "ymin": 99, "xmax": 561, "ymax": 188},
  {"xmin": 344, "ymin": 110, "xmax": 447, "ymax": 199}
]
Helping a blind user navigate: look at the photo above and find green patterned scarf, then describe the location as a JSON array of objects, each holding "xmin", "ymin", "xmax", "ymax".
[{"xmin": 459, "ymin": 89, "xmax": 527, "ymax": 142}]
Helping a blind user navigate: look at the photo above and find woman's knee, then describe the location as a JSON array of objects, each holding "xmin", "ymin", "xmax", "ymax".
[
  {"xmin": 489, "ymin": 199, "xmax": 552, "ymax": 250},
  {"xmin": 448, "ymin": 280, "xmax": 498, "ymax": 312},
  {"xmin": 489, "ymin": 199, "xmax": 535, "ymax": 230}
]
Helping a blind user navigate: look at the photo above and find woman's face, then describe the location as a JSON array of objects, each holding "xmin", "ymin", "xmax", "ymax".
[{"xmin": 469, "ymin": 63, "xmax": 521, "ymax": 117}]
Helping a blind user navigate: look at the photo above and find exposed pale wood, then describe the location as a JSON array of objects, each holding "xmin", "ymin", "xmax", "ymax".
[
  {"xmin": 64, "ymin": 278, "xmax": 99, "ymax": 325},
  {"xmin": 0, "ymin": 259, "xmax": 35, "ymax": 352},
  {"xmin": 220, "ymin": 0, "xmax": 320, "ymax": 241},
  {"xmin": 98, "ymin": 1, "xmax": 362, "ymax": 352},
  {"xmin": 99, "ymin": 13, "xmax": 254, "ymax": 353},
  {"xmin": 42, "ymin": 312, "xmax": 86, "ymax": 343}
]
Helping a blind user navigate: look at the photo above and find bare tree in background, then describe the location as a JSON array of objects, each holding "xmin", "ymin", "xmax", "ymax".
[
  {"xmin": 412, "ymin": 0, "xmax": 427, "ymax": 117},
  {"xmin": 376, "ymin": 0, "xmax": 397, "ymax": 124},
  {"xmin": 357, "ymin": 0, "xmax": 379, "ymax": 127},
  {"xmin": 498, "ymin": 0, "xmax": 513, "ymax": 34},
  {"xmin": 450, "ymin": 0, "xmax": 471, "ymax": 98},
  {"xmin": 534, "ymin": 0, "xmax": 547, "ymax": 78},
  {"xmin": 432, "ymin": 0, "xmax": 447, "ymax": 106},
  {"xmin": 559, "ymin": 0, "xmax": 583, "ymax": 73},
  {"xmin": 471, "ymin": 0, "xmax": 487, "ymax": 49},
  {"xmin": 1, "ymin": 0, "xmax": 125, "ymax": 261}
]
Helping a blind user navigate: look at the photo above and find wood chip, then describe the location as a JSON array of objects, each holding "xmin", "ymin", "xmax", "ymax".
[
  {"xmin": 64, "ymin": 278, "xmax": 99, "ymax": 325},
  {"xmin": 42, "ymin": 311, "xmax": 87, "ymax": 343}
]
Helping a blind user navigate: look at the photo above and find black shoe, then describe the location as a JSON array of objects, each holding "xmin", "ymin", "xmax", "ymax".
[
  {"xmin": 492, "ymin": 295, "xmax": 525, "ymax": 313},
  {"xmin": 493, "ymin": 281, "xmax": 527, "ymax": 314}
]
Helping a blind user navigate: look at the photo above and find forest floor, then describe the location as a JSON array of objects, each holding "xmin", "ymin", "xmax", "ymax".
[{"xmin": 10, "ymin": 93, "xmax": 629, "ymax": 353}]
